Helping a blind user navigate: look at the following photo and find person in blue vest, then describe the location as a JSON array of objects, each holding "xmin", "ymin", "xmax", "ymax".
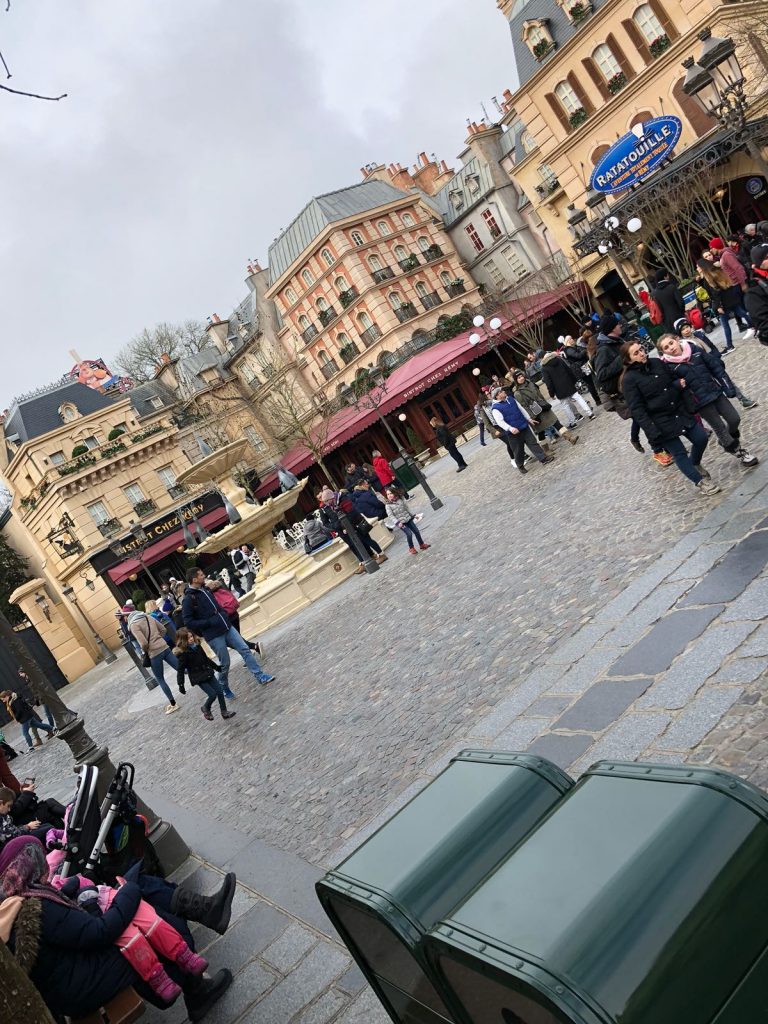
[{"xmin": 490, "ymin": 387, "xmax": 554, "ymax": 474}]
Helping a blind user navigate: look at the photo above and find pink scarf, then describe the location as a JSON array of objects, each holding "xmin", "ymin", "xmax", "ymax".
[{"xmin": 661, "ymin": 340, "xmax": 692, "ymax": 364}]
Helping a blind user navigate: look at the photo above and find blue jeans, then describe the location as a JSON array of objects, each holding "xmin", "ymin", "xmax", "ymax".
[
  {"xmin": 400, "ymin": 517, "xmax": 424, "ymax": 548},
  {"xmin": 199, "ymin": 678, "xmax": 227, "ymax": 713},
  {"xmin": 21, "ymin": 716, "xmax": 54, "ymax": 747},
  {"xmin": 662, "ymin": 422, "xmax": 709, "ymax": 483},
  {"xmin": 208, "ymin": 627, "xmax": 265, "ymax": 691},
  {"xmin": 149, "ymin": 648, "xmax": 178, "ymax": 704}
]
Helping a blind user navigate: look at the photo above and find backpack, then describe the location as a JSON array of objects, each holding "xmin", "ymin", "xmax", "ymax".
[
  {"xmin": 688, "ymin": 308, "xmax": 705, "ymax": 330},
  {"xmin": 649, "ymin": 297, "xmax": 663, "ymax": 326}
]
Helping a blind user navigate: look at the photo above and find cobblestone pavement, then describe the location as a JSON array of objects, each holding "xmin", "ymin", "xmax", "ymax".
[{"xmin": 11, "ymin": 329, "xmax": 768, "ymax": 1023}]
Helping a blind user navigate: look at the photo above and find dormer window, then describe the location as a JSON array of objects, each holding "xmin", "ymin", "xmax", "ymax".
[
  {"xmin": 466, "ymin": 173, "xmax": 481, "ymax": 196},
  {"xmin": 523, "ymin": 20, "xmax": 555, "ymax": 61},
  {"xmin": 58, "ymin": 402, "xmax": 79, "ymax": 423},
  {"xmin": 449, "ymin": 189, "xmax": 465, "ymax": 211}
]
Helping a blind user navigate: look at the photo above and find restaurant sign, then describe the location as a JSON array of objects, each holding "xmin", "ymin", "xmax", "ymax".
[
  {"xmin": 402, "ymin": 359, "xmax": 462, "ymax": 400},
  {"xmin": 590, "ymin": 116, "xmax": 683, "ymax": 195}
]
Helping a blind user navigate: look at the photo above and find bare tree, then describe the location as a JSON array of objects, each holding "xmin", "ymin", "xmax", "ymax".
[
  {"xmin": 1, "ymin": 2, "xmax": 66, "ymax": 101},
  {"xmin": 115, "ymin": 320, "xmax": 208, "ymax": 382},
  {"xmin": 497, "ymin": 265, "xmax": 569, "ymax": 356}
]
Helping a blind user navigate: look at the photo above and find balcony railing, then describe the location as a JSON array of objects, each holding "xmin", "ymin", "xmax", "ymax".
[
  {"xmin": 97, "ymin": 517, "xmax": 123, "ymax": 538},
  {"xmin": 320, "ymin": 360, "xmax": 340, "ymax": 381},
  {"xmin": 339, "ymin": 341, "xmax": 361, "ymax": 365},
  {"xmin": 420, "ymin": 291, "xmax": 442, "ymax": 311},
  {"xmin": 318, "ymin": 306, "xmax": 338, "ymax": 328},
  {"xmin": 445, "ymin": 280, "xmax": 466, "ymax": 298},
  {"xmin": 371, "ymin": 267, "xmax": 395, "ymax": 284},
  {"xmin": 359, "ymin": 324, "xmax": 383, "ymax": 347},
  {"xmin": 167, "ymin": 484, "xmax": 187, "ymax": 499},
  {"xmin": 301, "ymin": 323, "xmax": 319, "ymax": 344},
  {"xmin": 338, "ymin": 287, "xmax": 359, "ymax": 309},
  {"xmin": 422, "ymin": 244, "xmax": 444, "ymax": 262},
  {"xmin": 132, "ymin": 498, "xmax": 157, "ymax": 518},
  {"xmin": 394, "ymin": 303, "xmax": 418, "ymax": 323},
  {"xmin": 397, "ymin": 254, "xmax": 421, "ymax": 272}
]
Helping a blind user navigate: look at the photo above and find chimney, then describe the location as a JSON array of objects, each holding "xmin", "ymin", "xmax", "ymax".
[
  {"xmin": 0, "ymin": 412, "xmax": 8, "ymax": 472},
  {"xmin": 211, "ymin": 313, "xmax": 222, "ymax": 324}
]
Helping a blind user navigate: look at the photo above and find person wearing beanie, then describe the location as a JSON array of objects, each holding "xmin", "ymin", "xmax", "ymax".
[
  {"xmin": 745, "ymin": 243, "xmax": 768, "ymax": 344},
  {"xmin": 127, "ymin": 610, "xmax": 180, "ymax": 715},
  {"xmin": 651, "ymin": 270, "xmax": 686, "ymax": 333},
  {"xmin": 697, "ymin": 251, "xmax": 754, "ymax": 350},
  {"xmin": 673, "ymin": 318, "xmax": 757, "ymax": 409},
  {"xmin": 708, "ymin": 237, "xmax": 725, "ymax": 252}
]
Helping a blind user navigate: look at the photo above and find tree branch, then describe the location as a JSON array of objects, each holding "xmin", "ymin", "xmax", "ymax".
[{"xmin": 0, "ymin": 81, "xmax": 66, "ymax": 100}]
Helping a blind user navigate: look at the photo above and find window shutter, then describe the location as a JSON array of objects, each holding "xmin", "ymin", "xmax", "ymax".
[
  {"xmin": 582, "ymin": 57, "xmax": 610, "ymax": 99},
  {"xmin": 622, "ymin": 18, "xmax": 650, "ymax": 63},
  {"xmin": 648, "ymin": 0, "xmax": 678, "ymax": 40},
  {"xmin": 567, "ymin": 72, "xmax": 593, "ymax": 113},
  {"xmin": 606, "ymin": 33, "xmax": 635, "ymax": 81},
  {"xmin": 546, "ymin": 92, "xmax": 571, "ymax": 133}
]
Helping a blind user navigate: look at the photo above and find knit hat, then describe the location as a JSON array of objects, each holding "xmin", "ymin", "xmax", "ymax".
[
  {"xmin": 673, "ymin": 317, "xmax": 690, "ymax": 334},
  {"xmin": 708, "ymin": 236, "xmax": 725, "ymax": 251},
  {"xmin": 599, "ymin": 312, "xmax": 620, "ymax": 335},
  {"xmin": 751, "ymin": 243, "xmax": 768, "ymax": 267}
]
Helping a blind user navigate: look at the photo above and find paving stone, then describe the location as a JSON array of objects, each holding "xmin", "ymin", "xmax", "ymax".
[
  {"xmin": 526, "ymin": 732, "xmax": 595, "ymax": 769},
  {"xmin": 204, "ymin": 902, "xmax": 290, "ymax": 969},
  {"xmin": 553, "ymin": 679, "xmax": 654, "ymax": 733},
  {"xmin": 335, "ymin": 986, "xmax": 392, "ymax": 1024},
  {"xmin": 678, "ymin": 530, "xmax": 768, "ymax": 607},
  {"xmin": 657, "ymin": 689, "xmax": 744, "ymax": 751},
  {"xmin": 710, "ymin": 509, "xmax": 768, "ymax": 543},
  {"xmin": 720, "ymin": 577, "xmax": 768, "ymax": 621},
  {"xmin": 573, "ymin": 712, "xmax": 672, "ymax": 768},
  {"xmin": 336, "ymin": 963, "xmax": 368, "ymax": 997},
  {"xmin": 261, "ymin": 922, "xmax": 318, "ymax": 973},
  {"xmin": 636, "ymin": 621, "xmax": 757, "ymax": 710},
  {"xmin": 546, "ymin": 621, "xmax": 616, "ymax": 665},
  {"xmin": 238, "ymin": 943, "xmax": 350, "ymax": 1024},
  {"xmin": 522, "ymin": 696, "xmax": 573, "ymax": 718},
  {"xmin": 296, "ymin": 989, "xmax": 350, "ymax": 1023},
  {"xmin": 736, "ymin": 623, "xmax": 768, "ymax": 658},
  {"xmin": 665, "ymin": 542, "xmax": 732, "ymax": 583},
  {"xmin": 714, "ymin": 656, "xmax": 768, "ymax": 685},
  {"xmin": 544, "ymin": 648, "xmax": 619, "ymax": 694},
  {"xmin": 607, "ymin": 606, "xmax": 724, "ymax": 678},
  {"xmin": 494, "ymin": 716, "xmax": 552, "ymax": 750},
  {"xmin": 468, "ymin": 670, "xmax": 560, "ymax": 738}
]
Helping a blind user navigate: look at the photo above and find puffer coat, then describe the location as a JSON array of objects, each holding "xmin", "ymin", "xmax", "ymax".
[{"xmin": 621, "ymin": 360, "xmax": 695, "ymax": 446}]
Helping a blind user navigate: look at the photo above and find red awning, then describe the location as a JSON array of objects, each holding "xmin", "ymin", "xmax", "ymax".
[
  {"xmin": 254, "ymin": 282, "xmax": 581, "ymax": 498},
  {"xmin": 107, "ymin": 506, "xmax": 230, "ymax": 585}
]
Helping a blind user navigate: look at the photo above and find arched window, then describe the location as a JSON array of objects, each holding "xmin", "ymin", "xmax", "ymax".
[
  {"xmin": 555, "ymin": 81, "xmax": 582, "ymax": 114},
  {"xmin": 302, "ymin": 269, "xmax": 314, "ymax": 286},
  {"xmin": 350, "ymin": 230, "xmax": 365, "ymax": 246},
  {"xmin": 592, "ymin": 44, "xmax": 622, "ymax": 80},
  {"xmin": 285, "ymin": 287, "xmax": 297, "ymax": 304},
  {"xmin": 528, "ymin": 23, "xmax": 547, "ymax": 45},
  {"xmin": 590, "ymin": 144, "xmax": 610, "ymax": 165},
  {"xmin": 321, "ymin": 248, "xmax": 334, "ymax": 267},
  {"xmin": 417, "ymin": 236, "xmax": 431, "ymax": 252},
  {"xmin": 334, "ymin": 275, "xmax": 348, "ymax": 292},
  {"xmin": 337, "ymin": 332, "xmax": 350, "ymax": 346},
  {"xmin": 316, "ymin": 297, "xmax": 328, "ymax": 311},
  {"xmin": 368, "ymin": 254, "xmax": 382, "ymax": 271},
  {"xmin": 358, "ymin": 312, "xmax": 373, "ymax": 330},
  {"xmin": 633, "ymin": 3, "xmax": 664, "ymax": 43},
  {"xmin": 318, "ymin": 350, "xmax": 332, "ymax": 365},
  {"xmin": 402, "ymin": 213, "xmax": 415, "ymax": 226},
  {"xmin": 394, "ymin": 244, "xmax": 408, "ymax": 261},
  {"xmin": 298, "ymin": 314, "xmax": 311, "ymax": 330},
  {"xmin": 388, "ymin": 292, "xmax": 403, "ymax": 309},
  {"xmin": 377, "ymin": 220, "xmax": 391, "ymax": 236},
  {"xmin": 440, "ymin": 270, "xmax": 452, "ymax": 287},
  {"xmin": 414, "ymin": 282, "xmax": 428, "ymax": 297}
]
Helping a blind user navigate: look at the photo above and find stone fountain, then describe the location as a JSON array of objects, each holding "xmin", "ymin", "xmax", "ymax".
[{"xmin": 175, "ymin": 439, "xmax": 392, "ymax": 632}]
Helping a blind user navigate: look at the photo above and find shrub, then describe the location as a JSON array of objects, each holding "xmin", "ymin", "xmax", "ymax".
[{"xmin": 71, "ymin": 444, "xmax": 89, "ymax": 458}]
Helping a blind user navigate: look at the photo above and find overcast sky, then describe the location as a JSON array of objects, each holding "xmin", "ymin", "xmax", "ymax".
[{"xmin": 1, "ymin": 0, "xmax": 515, "ymax": 407}]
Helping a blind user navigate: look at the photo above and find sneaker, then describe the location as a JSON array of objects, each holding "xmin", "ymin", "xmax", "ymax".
[
  {"xmin": 541, "ymin": 456, "xmax": 555, "ymax": 464},
  {"xmin": 587, "ymin": 414, "xmax": 596, "ymax": 420},
  {"xmin": 409, "ymin": 546, "xmax": 418, "ymax": 554},
  {"xmin": 374, "ymin": 553, "xmax": 388, "ymax": 563},
  {"xmin": 738, "ymin": 447, "xmax": 759, "ymax": 467},
  {"xmin": 257, "ymin": 673, "xmax": 275, "ymax": 685},
  {"xmin": 354, "ymin": 564, "xmax": 365, "ymax": 574},
  {"xmin": 254, "ymin": 641, "xmax": 264, "ymax": 660},
  {"xmin": 165, "ymin": 704, "xmax": 180, "ymax": 715},
  {"xmin": 419, "ymin": 543, "xmax": 431, "ymax": 550},
  {"xmin": 223, "ymin": 690, "xmax": 236, "ymax": 700},
  {"xmin": 631, "ymin": 440, "xmax": 645, "ymax": 453},
  {"xmin": 696, "ymin": 479, "xmax": 721, "ymax": 495},
  {"xmin": 741, "ymin": 398, "xmax": 759, "ymax": 409},
  {"xmin": 741, "ymin": 328, "xmax": 756, "ymax": 340},
  {"xmin": 200, "ymin": 705, "xmax": 214, "ymax": 721},
  {"xmin": 456, "ymin": 464, "xmax": 467, "ymax": 473},
  {"xmin": 723, "ymin": 348, "xmax": 735, "ymax": 356},
  {"xmin": 221, "ymin": 710, "xmax": 237, "ymax": 720},
  {"xmin": 517, "ymin": 465, "xmax": 528, "ymax": 474},
  {"xmin": 653, "ymin": 452, "xmax": 674, "ymax": 467}
]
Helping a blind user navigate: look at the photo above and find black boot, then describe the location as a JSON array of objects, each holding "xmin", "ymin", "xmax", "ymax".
[
  {"xmin": 170, "ymin": 871, "xmax": 236, "ymax": 935},
  {"xmin": 184, "ymin": 969, "xmax": 233, "ymax": 1022}
]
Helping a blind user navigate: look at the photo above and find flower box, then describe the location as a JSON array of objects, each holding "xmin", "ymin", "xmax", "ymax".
[
  {"xmin": 532, "ymin": 39, "xmax": 555, "ymax": 61},
  {"xmin": 567, "ymin": 2, "xmax": 591, "ymax": 23},
  {"xmin": 607, "ymin": 71, "xmax": 627, "ymax": 95},
  {"xmin": 649, "ymin": 34, "xmax": 670, "ymax": 58},
  {"xmin": 569, "ymin": 107, "xmax": 588, "ymax": 128}
]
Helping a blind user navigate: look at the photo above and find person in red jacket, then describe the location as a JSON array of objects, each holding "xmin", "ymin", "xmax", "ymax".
[{"xmin": 371, "ymin": 450, "xmax": 410, "ymax": 497}]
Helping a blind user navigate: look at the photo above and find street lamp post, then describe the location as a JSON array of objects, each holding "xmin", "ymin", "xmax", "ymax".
[
  {"xmin": 469, "ymin": 315, "xmax": 509, "ymax": 369},
  {"xmin": 574, "ymin": 194, "xmax": 643, "ymax": 295},
  {"xmin": 61, "ymin": 580, "xmax": 117, "ymax": 665},
  {"xmin": 683, "ymin": 30, "xmax": 768, "ymax": 180}
]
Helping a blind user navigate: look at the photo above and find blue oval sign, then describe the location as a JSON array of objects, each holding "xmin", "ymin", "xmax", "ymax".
[{"xmin": 590, "ymin": 115, "xmax": 683, "ymax": 195}]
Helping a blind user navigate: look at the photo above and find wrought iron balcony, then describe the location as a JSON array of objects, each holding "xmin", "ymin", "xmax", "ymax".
[
  {"xmin": 301, "ymin": 323, "xmax": 319, "ymax": 344},
  {"xmin": 359, "ymin": 324, "xmax": 383, "ymax": 347},
  {"xmin": 397, "ymin": 254, "xmax": 421, "ymax": 272},
  {"xmin": 97, "ymin": 517, "xmax": 123, "ymax": 538},
  {"xmin": 338, "ymin": 287, "xmax": 359, "ymax": 309},
  {"xmin": 420, "ymin": 291, "xmax": 442, "ymax": 311},
  {"xmin": 167, "ymin": 484, "xmax": 187, "ymax": 499},
  {"xmin": 132, "ymin": 498, "xmax": 157, "ymax": 518},
  {"xmin": 339, "ymin": 341, "xmax": 361, "ymax": 365},
  {"xmin": 445, "ymin": 280, "xmax": 466, "ymax": 298},
  {"xmin": 423, "ymin": 244, "xmax": 444, "ymax": 262},
  {"xmin": 395, "ymin": 303, "xmax": 419, "ymax": 323},
  {"xmin": 320, "ymin": 359, "xmax": 340, "ymax": 381},
  {"xmin": 371, "ymin": 267, "xmax": 395, "ymax": 284},
  {"xmin": 318, "ymin": 306, "xmax": 339, "ymax": 328}
]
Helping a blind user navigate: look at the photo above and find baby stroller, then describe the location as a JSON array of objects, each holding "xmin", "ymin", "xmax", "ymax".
[{"xmin": 57, "ymin": 762, "xmax": 162, "ymax": 883}]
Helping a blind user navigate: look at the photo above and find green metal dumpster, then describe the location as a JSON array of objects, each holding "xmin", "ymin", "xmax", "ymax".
[
  {"xmin": 391, "ymin": 455, "xmax": 419, "ymax": 493},
  {"xmin": 317, "ymin": 750, "xmax": 573, "ymax": 1024},
  {"xmin": 426, "ymin": 760, "xmax": 768, "ymax": 1024}
]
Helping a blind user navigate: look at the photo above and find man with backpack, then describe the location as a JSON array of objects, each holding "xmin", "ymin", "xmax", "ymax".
[{"xmin": 745, "ymin": 244, "xmax": 768, "ymax": 345}]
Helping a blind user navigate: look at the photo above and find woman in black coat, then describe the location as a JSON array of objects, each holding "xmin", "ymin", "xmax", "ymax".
[
  {"xmin": 562, "ymin": 337, "xmax": 601, "ymax": 405},
  {"xmin": 620, "ymin": 341, "xmax": 719, "ymax": 495}
]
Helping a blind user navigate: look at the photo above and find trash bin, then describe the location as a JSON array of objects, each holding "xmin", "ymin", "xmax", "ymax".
[
  {"xmin": 391, "ymin": 456, "xmax": 419, "ymax": 493},
  {"xmin": 427, "ymin": 760, "xmax": 768, "ymax": 1024},
  {"xmin": 316, "ymin": 750, "xmax": 573, "ymax": 1024}
]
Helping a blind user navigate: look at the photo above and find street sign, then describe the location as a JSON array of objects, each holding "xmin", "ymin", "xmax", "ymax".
[{"xmin": 590, "ymin": 116, "xmax": 683, "ymax": 195}]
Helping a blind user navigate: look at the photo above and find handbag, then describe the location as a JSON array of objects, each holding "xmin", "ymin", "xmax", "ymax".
[
  {"xmin": 357, "ymin": 520, "xmax": 372, "ymax": 536},
  {"xmin": 142, "ymin": 649, "xmax": 151, "ymax": 668},
  {"xmin": 529, "ymin": 400, "xmax": 543, "ymax": 416}
]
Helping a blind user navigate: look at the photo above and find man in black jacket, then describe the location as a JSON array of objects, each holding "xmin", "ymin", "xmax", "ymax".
[
  {"xmin": 593, "ymin": 314, "xmax": 625, "ymax": 396},
  {"xmin": 540, "ymin": 352, "xmax": 594, "ymax": 426},
  {"xmin": 652, "ymin": 270, "xmax": 686, "ymax": 333},
  {"xmin": 429, "ymin": 417, "xmax": 467, "ymax": 471},
  {"xmin": 745, "ymin": 244, "xmax": 768, "ymax": 345}
]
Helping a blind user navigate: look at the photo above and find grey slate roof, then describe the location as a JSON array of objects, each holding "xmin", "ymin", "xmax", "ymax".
[
  {"xmin": 431, "ymin": 157, "xmax": 495, "ymax": 227},
  {"xmin": 175, "ymin": 346, "xmax": 229, "ymax": 397},
  {"xmin": 4, "ymin": 382, "xmax": 115, "ymax": 444},
  {"xmin": 506, "ymin": 0, "xmax": 611, "ymax": 89},
  {"xmin": 268, "ymin": 179, "xmax": 415, "ymax": 284},
  {"xmin": 128, "ymin": 380, "xmax": 178, "ymax": 418}
]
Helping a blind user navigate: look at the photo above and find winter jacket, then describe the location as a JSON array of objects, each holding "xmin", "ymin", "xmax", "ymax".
[
  {"xmin": 343, "ymin": 466, "xmax": 366, "ymax": 491},
  {"xmin": 594, "ymin": 334, "xmax": 625, "ymax": 395},
  {"xmin": 175, "ymin": 644, "xmax": 220, "ymax": 688},
  {"xmin": 434, "ymin": 425, "xmax": 457, "ymax": 448},
  {"xmin": 181, "ymin": 585, "xmax": 231, "ymax": 640},
  {"xmin": 318, "ymin": 491, "xmax": 366, "ymax": 532},
  {"xmin": 491, "ymin": 397, "xmax": 529, "ymax": 433},
  {"xmin": 303, "ymin": 518, "xmax": 331, "ymax": 548},
  {"xmin": 127, "ymin": 612, "xmax": 168, "ymax": 658},
  {"xmin": 15, "ymin": 884, "xmax": 141, "ymax": 1019},
  {"xmin": 372, "ymin": 455, "xmax": 396, "ymax": 487},
  {"xmin": 0, "ymin": 810, "xmax": 25, "ymax": 845},
  {"xmin": 652, "ymin": 279, "xmax": 686, "ymax": 331},
  {"xmin": 512, "ymin": 380, "xmax": 557, "ymax": 430},
  {"xmin": 660, "ymin": 343, "xmax": 728, "ymax": 409},
  {"xmin": 3, "ymin": 694, "xmax": 35, "ymax": 725},
  {"xmin": 540, "ymin": 353, "xmax": 578, "ymax": 400},
  {"xmin": 351, "ymin": 488, "xmax": 386, "ymax": 520},
  {"xmin": 719, "ymin": 248, "xmax": 748, "ymax": 288},
  {"xmin": 745, "ymin": 274, "xmax": 768, "ymax": 341},
  {"xmin": 211, "ymin": 587, "xmax": 239, "ymax": 616},
  {"xmin": 384, "ymin": 497, "xmax": 414, "ymax": 523},
  {"xmin": 562, "ymin": 344, "xmax": 589, "ymax": 379},
  {"xmin": 621, "ymin": 360, "xmax": 694, "ymax": 445}
]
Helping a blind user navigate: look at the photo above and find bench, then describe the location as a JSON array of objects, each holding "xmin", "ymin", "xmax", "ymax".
[{"xmin": 69, "ymin": 988, "xmax": 144, "ymax": 1024}]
